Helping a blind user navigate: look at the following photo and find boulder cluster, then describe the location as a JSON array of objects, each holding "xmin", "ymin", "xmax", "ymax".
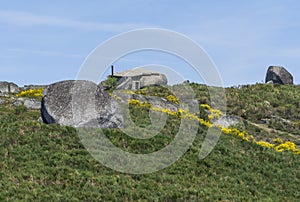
[
  {"xmin": 0, "ymin": 65, "xmax": 296, "ymax": 129},
  {"xmin": 0, "ymin": 82, "xmax": 44, "ymax": 110}
]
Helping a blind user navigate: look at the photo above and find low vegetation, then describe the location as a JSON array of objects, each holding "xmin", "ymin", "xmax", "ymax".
[{"xmin": 0, "ymin": 83, "xmax": 299, "ymax": 201}]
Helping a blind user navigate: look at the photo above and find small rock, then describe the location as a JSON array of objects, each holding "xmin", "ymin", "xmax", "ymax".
[
  {"xmin": 0, "ymin": 92, "xmax": 9, "ymax": 97},
  {"xmin": 261, "ymin": 118, "xmax": 270, "ymax": 124},
  {"xmin": 214, "ymin": 115, "xmax": 242, "ymax": 128},
  {"xmin": 183, "ymin": 80, "xmax": 190, "ymax": 84},
  {"xmin": 12, "ymin": 98, "xmax": 25, "ymax": 107},
  {"xmin": 24, "ymin": 99, "xmax": 41, "ymax": 110},
  {"xmin": 37, "ymin": 117, "xmax": 43, "ymax": 123},
  {"xmin": 0, "ymin": 98, "xmax": 5, "ymax": 105}
]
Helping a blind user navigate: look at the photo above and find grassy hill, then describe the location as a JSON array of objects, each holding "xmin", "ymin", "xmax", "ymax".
[{"xmin": 0, "ymin": 83, "xmax": 299, "ymax": 201}]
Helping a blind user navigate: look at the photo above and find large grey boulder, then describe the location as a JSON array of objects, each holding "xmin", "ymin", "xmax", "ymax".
[
  {"xmin": 41, "ymin": 80, "xmax": 123, "ymax": 128},
  {"xmin": 0, "ymin": 81, "xmax": 20, "ymax": 93},
  {"xmin": 265, "ymin": 66, "xmax": 293, "ymax": 84}
]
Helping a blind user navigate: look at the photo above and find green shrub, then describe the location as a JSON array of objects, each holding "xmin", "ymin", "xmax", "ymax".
[
  {"xmin": 14, "ymin": 105, "xmax": 27, "ymax": 115},
  {"xmin": 104, "ymin": 76, "xmax": 118, "ymax": 91}
]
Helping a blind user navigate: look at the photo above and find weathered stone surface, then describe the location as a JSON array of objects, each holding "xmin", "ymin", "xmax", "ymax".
[
  {"xmin": 12, "ymin": 98, "xmax": 25, "ymax": 107},
  {"xmin": 140, "ymin": 74, "xmax": 167, "ymax": 89},
  {"xmin": 41, "ymin": 80, "xmax": 123, "ymax": 128},
  {"xmin": 0, "ymin": 92, "xmax": 9, "ymax": 97},
  {"xmin": 24, "ymin": 99, "xmax": 41, "ymax": 110},
  {"xmin": 213, "ymin": 115, "xmax": 242, "ymax": 128},
  {"xmin": 0, "ymin": 81, "xmax": 20, "ymax": 93},
  {"xmin": 265, "ymin": 66, "xmax": 293, "ymax": 84},
  {"xmin": 22, "ymin": 84, "xmax": 48, "ymax": 91}
]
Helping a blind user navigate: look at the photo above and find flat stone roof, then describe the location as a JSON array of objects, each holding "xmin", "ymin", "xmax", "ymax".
[{"xmin": 113, "ymin": 68, "xmax": 160, "ymax": 77}]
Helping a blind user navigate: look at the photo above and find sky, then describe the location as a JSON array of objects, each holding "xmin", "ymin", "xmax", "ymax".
[{"xmin": 0, "ymin": 0, "xmax": 299, "ymax": 87}]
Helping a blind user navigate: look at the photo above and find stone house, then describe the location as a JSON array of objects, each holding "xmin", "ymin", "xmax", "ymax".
[{"xmin": 112, "ymin": 68, "xmax": 168, "ymax": 90}]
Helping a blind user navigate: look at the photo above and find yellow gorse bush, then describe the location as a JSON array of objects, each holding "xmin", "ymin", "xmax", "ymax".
[
  {"xmin": 256, "ymin": 141, "xmax": 275, "ymax": 148},
  {"xmin": 166, "ymin": 95, "xmax": 179, "ymax": 104},
  {"xmin": 16, "ymin": 88, "xmax": 44, "ymax": 100},
  {"xmin": 275, "ymin": 141, "xmax": 297, "ymax": 153},
  {"xmin": 221, "ymin": 127, "xmax": 300, "ymax": 154},
  {"xmin": 208, "ymin": 108, "xmax": 223, "ymax": 120},
  {"xmin": 273, "ymin": 137, "xmax": 283, "ymax": 144},
  {"xmin": 109, "ymin": 93, "xmax": 122, "ymax": 102},
  {"xmin": 200, "ymin": 104, "xmax": 223, "ymax": 120},
  {"xmin": 128, "ymin": 99, "xmax": 151, "ymax": 108},
  {"xmin": 115, "ymin": 93, "xmax": 300, "ymax": 155},
  {"xmin": 200, "ymin": 104, "xmax": 211, "ymax": 110}
]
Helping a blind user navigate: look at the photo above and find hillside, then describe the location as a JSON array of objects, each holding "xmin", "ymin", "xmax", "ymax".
[{"xmin": 0, "ymin": 83, "xmax": 299, "ymax": 201}]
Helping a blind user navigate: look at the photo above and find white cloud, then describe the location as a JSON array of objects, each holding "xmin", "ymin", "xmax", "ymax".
[{"xmin": 0, "ymin": 10, "xmax": 148, "ymax": 32}]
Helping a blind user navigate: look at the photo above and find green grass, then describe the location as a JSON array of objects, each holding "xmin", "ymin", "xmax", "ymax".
[{"xmin": 0, "ymin": 83, "xmax": 299, "ymax": 201}]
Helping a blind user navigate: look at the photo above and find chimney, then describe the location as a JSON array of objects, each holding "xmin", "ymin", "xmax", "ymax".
[{"xmin": 111, "ymin": 65, "xmax": 114, "ymax": 77}]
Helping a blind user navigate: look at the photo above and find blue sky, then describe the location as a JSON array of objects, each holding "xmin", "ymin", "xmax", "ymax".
[{"xmin": 0, "ymin": 0, "xmax": 299, "ymax": 87}]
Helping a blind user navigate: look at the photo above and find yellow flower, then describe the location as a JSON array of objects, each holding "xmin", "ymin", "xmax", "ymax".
[
  {"xmin": 275, "ymin": 142, "xmax": 297, "ymax": 152},
  {"xmin": 166, "ymin": 95, "xmax": 179, "ymax": 104},
  {"xmin": 200, "ymin": 104, "xmax": 211, "ymax": 110},
  {"xmin": 128, "ymin": 99, "xmax": 142, "ymax": 106},
  {"xmin": 256, "ymin": 141, "xmax": 275, "ymax": 148},
  {"xmin": 199, "ymin": 118, "xmax": 212, "ymax": 127},
  {"xmin": 293, "ymin": 149, "xmax": 300, "ymax": 155},
  {"xmin": 16, "ymin": 88, "xmax": 44, "ymax": 100},
  {"xmin": 127, "ymin": 98, "xmax": 299, "ymax": 155},
  {"xmin": 273, "ymin": 137, "xmax": 283, "ymax": 144},
  {"xmin": 200, "ymin": 104, "xmax": 222, "ymax": 120},
  {"xmin": 123, "ymin": 90, "xmax": 135, "ymax": 95}
]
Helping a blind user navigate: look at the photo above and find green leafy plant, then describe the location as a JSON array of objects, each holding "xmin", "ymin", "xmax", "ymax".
[{"xmin": 104, "ymin": 76, "xmax": 118, "ymax": 91}]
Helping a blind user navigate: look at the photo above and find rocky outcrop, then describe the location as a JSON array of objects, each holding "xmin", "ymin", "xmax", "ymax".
[
  {"xmin": 265, "ymin": 66, "xmax": 293, "ymax": 85},
  {"xmin": 22, "ymin": 84, "xmax": 48, "ymax": 91},
  {"xmin": 213, "ymin": 115, "xmax": 242, "ymax": 128},
  {"xmin": 41, "ymin": 80, "xmax": 123, "ymax": 128},
  {"xmin": 24, "ymin": 99, "xmax": 41, "ymax": 110},
  {"xmin": 0, "ymin": 81, "xmax": 20, "ymax": 93},
  {"xmin": 12, "ymin": 98, "xmax": 24, "ymax": 107},
  {"xmin": 12, "ymin": 98, "xmax": 41, "ymax": 109}
]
